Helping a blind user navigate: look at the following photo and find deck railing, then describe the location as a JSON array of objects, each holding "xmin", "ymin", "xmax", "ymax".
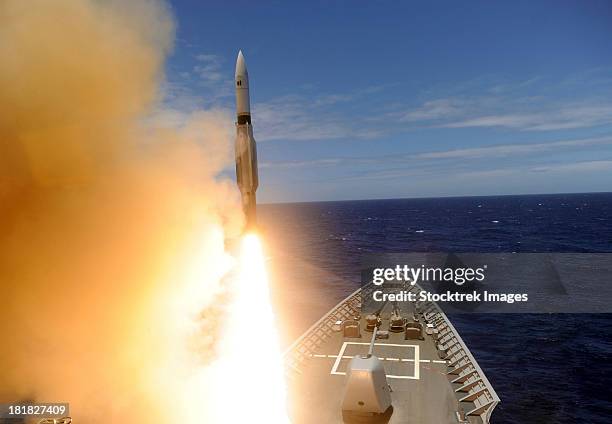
[{"xmin": 283, "ymin": 284, "xmax": 500, "ymax": 423}]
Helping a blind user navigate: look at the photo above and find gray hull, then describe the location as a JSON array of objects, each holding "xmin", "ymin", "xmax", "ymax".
[{"xmin": 284, "ymin": 284, "xmax": 499, "ymax": 423}]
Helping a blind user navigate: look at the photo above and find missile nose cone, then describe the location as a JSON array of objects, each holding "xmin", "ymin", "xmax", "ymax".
[
  {"xmin": 235, "ymin": 50, "xmax": 251, "ymax": 119},
  {"xmin": 236, "ymin": 50, "xmax": 247, "ymax": 77}
]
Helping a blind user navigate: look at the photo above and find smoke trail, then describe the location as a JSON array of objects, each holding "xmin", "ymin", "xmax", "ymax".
[{"xmin": 0, "ymin": 0, "xmax": 244, "ymax": 421}]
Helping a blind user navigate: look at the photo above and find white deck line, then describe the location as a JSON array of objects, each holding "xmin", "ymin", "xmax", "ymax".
[
  {"xmin": 314, "ymin": 356, "xmax": 445, "ymax": 364},
  {"xmin": 330, "ymin": 342, "xmax": 420, "ymax": 380},
  {"xmin": 330, "ymin": 342, "xmax": 349, "ymax": 376},
  {"xmin": 414, "ymin": 340, "xmax": 420, "ymax": 379}
]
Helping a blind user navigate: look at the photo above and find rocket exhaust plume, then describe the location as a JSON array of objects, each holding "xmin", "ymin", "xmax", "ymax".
[
  {"xmin": 205, "ymin": 235, "xmax": 290, "ymax": 422},
  {"xmin": 0, "ymin": 0, "xmax": 288, "ymax": 422}
]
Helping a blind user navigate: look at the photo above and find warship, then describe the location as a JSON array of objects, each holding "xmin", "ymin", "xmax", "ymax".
[
  {"xmin": 233, "ymin": 51, "xmax": 499, "ymax": 424},
  {"xmin": 283, "ymin": 283, "xmax": 499, "ymax": 423}
]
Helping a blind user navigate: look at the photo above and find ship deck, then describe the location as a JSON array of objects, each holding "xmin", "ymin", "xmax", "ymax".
[{"xmin": 284, "ymin": 286, "xmax": 499, "ymax": 424}]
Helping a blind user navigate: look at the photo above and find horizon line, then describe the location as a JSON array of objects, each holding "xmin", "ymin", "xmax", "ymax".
[{"xmin": 260, "ymin": 190, "xmax": 612, "ymax": 206}]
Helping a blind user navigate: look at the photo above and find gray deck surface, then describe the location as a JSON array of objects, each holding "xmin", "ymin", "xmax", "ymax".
[{"xmin": 287, "ymin": 301, "xmax": 483, "ymax": 424}]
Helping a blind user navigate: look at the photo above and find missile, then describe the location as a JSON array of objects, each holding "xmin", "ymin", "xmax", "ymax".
[{"xmin": 235, "ymin": 50, "xmax": 258, "ymax": 230}]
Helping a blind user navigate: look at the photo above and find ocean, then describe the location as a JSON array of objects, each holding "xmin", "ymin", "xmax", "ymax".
[{"xmin": 259, "ymin": 192, "xmax": 612, "ymax": 423}]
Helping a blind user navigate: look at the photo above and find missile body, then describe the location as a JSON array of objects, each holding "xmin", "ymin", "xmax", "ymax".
[{"xmin": 235, "ymin": 50, "xmax": 258, "ymax": 230}]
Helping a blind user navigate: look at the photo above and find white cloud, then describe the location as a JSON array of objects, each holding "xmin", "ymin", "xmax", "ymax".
[
  {"xmin": 192, "ymin": 54, "xmax": 223, "ymax": 85},
  {"xmin": 259, "ymin": 136, "xmax": 612, "ymax": 170},
  {"xmin": 530, "ymin": 160, "xmax": 612, "ymax": 173},
  {"xmin": 488, "ymin": 77, "xmax": 541, "ymax": 94},
  {"xmin": 254, "ymin": 97, "xmax": 349, "ymax": 141},
  {"xmin": 399, "ymin": 72, "xmax": 612, "ymax": 132},
  {"xmin": 415, "ymin": 136, "xmax": 612, "ymax": 159},
  {"xmin": 444, "ymin": 105, "xmax": 612, "ymax": 131},
  {"xmin": 259, "ymin": 158, "xmax": 342, "ymax": 169},
  {"xmin": 312, "ymin": 85, "xmax": 388, "ymax": 107},
  {"xmin": 165, "ymin": 52, "xmax": 233, "ymax": 103},
  {"xmin": 195, "ymin": 53, "xmax": 219, "ymax": 63},
  {"xmin": 400, "ymin": 98, "xmax": 465, "ymax": 122},
  {"xmin": 253, "ymin": 89, "xmax": 390, "ymax": 142}
]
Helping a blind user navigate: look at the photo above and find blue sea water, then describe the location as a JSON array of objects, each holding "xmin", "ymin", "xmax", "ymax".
[{"xmin": 259, "ymin": 192, "xmax": 612, "ymax": 423}]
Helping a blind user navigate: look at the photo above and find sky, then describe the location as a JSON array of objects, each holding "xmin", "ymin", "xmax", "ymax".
[{"xmin": 163, "ymin": 0, "xmax": 612, "ymax": 203}]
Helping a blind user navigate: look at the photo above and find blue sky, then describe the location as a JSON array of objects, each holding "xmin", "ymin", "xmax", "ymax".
[{"xmin": 164, "ymin": 0, "xmax": 612, "ymax": 202}]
